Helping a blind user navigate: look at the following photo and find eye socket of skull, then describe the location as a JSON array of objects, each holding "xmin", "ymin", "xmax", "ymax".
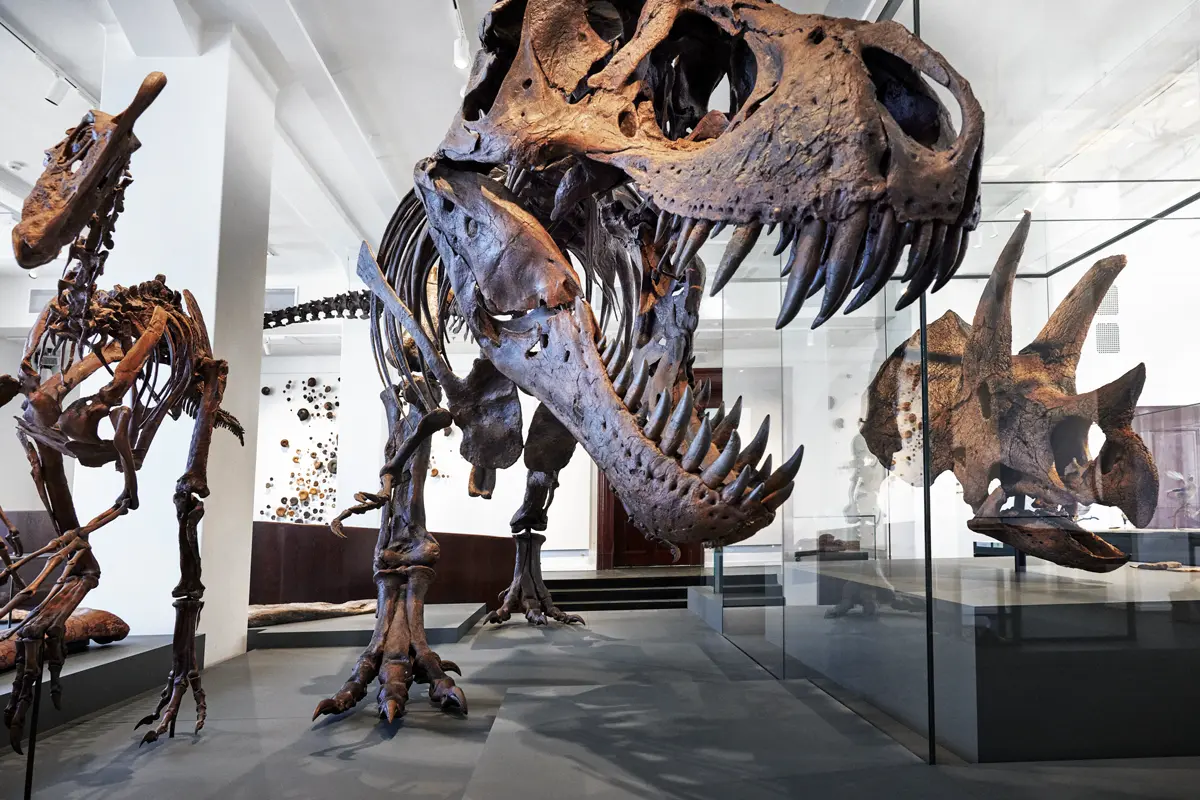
[{"xmin": 862, "ymin": 47, "xmax": 954, "ymax": 149}]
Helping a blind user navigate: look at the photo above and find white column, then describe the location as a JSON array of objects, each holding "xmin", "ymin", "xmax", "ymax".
[
  {"xmin": 75, "ymin": 27, "xmax": 275, "ymax": 665},
  {"xmin": 335, "ymin": 319, "xmax": 387, "ymax": 528}
]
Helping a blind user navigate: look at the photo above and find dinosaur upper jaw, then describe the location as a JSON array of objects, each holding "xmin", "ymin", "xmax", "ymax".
[{"xmin": 480, "ymin": 299, "xmax": 798, "ymax": 549}]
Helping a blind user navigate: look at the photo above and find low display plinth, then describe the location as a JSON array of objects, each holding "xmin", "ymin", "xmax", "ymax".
[
  {"xmin": 0, "ymin": 634, "xmax": 199, "ymax": 751},
  {"xmin": 786, "ymin": 557, "xmax": 1200, "ymax": 762},
  {"xmin": 247, "ymin": 602, "xmax": 487, "ymax": 650}
]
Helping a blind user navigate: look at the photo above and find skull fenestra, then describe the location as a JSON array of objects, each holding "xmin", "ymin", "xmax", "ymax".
[{"xmin": 861, "ymin": 212, "xmax": 1159, "ymax": 572}]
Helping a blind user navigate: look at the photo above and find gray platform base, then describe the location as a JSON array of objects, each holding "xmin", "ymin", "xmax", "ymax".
[
  {"xmin": 246, "ymin": 602, "xmax": 487, "ymax": 650},
  {"xmin": 787, "ymin": 557, "xmax": 1200, "ymax": 763},
  {"xmin": 0, "ymin": 634, "xmax": 199, "ymax": 748},
  {"xmin": 687, "ymin": 586, "xmax": 724, "ymax": 633}
]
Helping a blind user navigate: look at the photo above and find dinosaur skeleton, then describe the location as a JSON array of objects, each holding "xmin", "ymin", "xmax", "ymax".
[
  {"xmin": 0, "ymin": 72, "xmax": 244, "ymax": 750},
  {"xmin": 301, "ymin": 0, "xmax": 983, "ymax": 723},
  {"xmin": 862, "ymin": 212, "xmax": 1159, "ymax": 572}
]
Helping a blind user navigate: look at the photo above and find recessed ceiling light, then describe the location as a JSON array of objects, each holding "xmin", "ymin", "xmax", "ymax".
[{"xmin": 5, "ymin": 160, "xmax": 26, "ymax": 172}]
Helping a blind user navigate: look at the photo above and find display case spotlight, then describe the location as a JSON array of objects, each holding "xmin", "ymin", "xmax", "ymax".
[{"xmin": 44, "ymin": 74, "xmax": 69, "ymax": 106}]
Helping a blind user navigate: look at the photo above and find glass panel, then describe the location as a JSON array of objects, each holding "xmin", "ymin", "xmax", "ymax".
[
  {"xmin": 711, "ymin": 233, "xmax": 788, "ymax": 677},
  {"xmin": 921, "ymin": 0, "xmax": 1200, "ymax": 764}
]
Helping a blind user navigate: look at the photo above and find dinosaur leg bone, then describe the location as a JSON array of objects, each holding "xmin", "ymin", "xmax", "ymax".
[{"xmin": 136, "ymin": 359, "xmax": 228, "ymax": 745}]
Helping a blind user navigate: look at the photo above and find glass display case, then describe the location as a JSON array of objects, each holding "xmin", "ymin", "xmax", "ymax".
[{"xmin": 706, "ymin": 0, "xmax": 1200, "ymax": 763}]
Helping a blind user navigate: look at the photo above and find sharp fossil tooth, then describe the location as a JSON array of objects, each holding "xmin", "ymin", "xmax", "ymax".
[
  {"xmin": 658, "ymin": 385, "xmax": 694, "ymax": 456},
  {"xmin": 710, "ymin": 224, "xmax": 762, "ymax": 296},
  {"xmin": 898, "ymin": 221, "xmax": 924, "ymax": 282},
  {"xmin": 710, "ymin": 401, "xmax": 726, "ymax": 429},
  {"xmin": 712, "ymin": 395, "xmax": 743, "ymax": 450},
  {"xmin": 773, "ymin": 222, "xmax": 796, "ymax": 256},
  {"xmin": 645, "ymin": 391, "xmax": 672, "ymax": 441},
  {"xmin": 721, "ymin": 465, "xmax": 754, "ymax": 503},
  {"xmin": 673, "ymin": 217, "xmax": 697, "ymax": 262},
  {"xmin": 755, "ymin": 454, "xmax": 773, "ymax": 484},
  {"xmin": 900, "ymin": 222, "xmax": 934, "ymax": 283},
  {"xmin": 613, "ymin": 361, "xmax": 635, "ymax": 396},
  {"xmin": 735, "ymin": 415, "xmax": 770, "ymax": 471},
  {"xmin": 702, "ymin": 430, "xmax": 740, "ymax": 488},
  {"xmin": 624, "ymin": 359, "xmax": 650, "ymax": 409},
  {"xmin": 775, "ymin": 219, "xmax": 825, "ymax": 329},
  {"xmin": 655, "ymin": 210, "xmax": 672, "ymax": 245},
  {"xmin": 681, "ymin": 418, "xmax": 712, "ymax": 473},
  {"xmin": 677, "ymin": 219, "xmax": 713, "ymax": 267},
  {"xmin": 766, "ymin": 221, "xmax": 778, "ymax": 236},
  {"xmin": 850, "ymin": 206, "xmax": 893, "ymax": 292},
  {"xmin": 695, "ymin": 378, "xmax": 712, "ymax": 408},
  {"xmin": 762, "ymin": 445, "xmax": 804, "ymax": 495},
  {"xmin": 762, "ymin": 482, "xmax": 794, "ymax": 512},
  {"xmin": 812, "ymin": 205, "xmax": 870, "ymax": 328},
  {"xmin": 931, "ymin": 226, "xmax": 967, "ymax": 292},
  {"xmin": 895, "ymin": 222, "xmax": 947, "ymax": 312},
  {"xmin": 743, "ymin": 483, "xmax": 767, "ymax": 505},
  {"xmin": 605, "ymin": 340, "xmax": 628, "ymax": 378},
  {"xmin": 844, "ymin": 213, "xmax": 912, "ymax": 314},
  {"xmin": 711, "ymin": 219, "xmax": 728, "ymax": 237},
  {"xmin": 600, "ymin": 336, "xmax": 617, "ymax": 364}
]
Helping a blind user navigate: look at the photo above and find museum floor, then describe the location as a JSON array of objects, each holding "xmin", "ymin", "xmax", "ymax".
[{"xmin": 1, "ymin": 609, "xmax": 1198, "ymax": 799}]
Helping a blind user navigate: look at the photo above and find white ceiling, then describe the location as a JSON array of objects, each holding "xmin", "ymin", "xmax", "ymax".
[{"xmin": 2, "ymin": 0, "xmax": 1197, "ymax": 349}]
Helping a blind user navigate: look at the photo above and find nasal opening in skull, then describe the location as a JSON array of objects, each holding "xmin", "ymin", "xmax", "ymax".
[
  {"xmin": 863, "ymin": 47, "xmax": 956, "ymax": 148},
  {"xmin": 639, "ymin": 11, "xmax": 749, "ymax": 141}
]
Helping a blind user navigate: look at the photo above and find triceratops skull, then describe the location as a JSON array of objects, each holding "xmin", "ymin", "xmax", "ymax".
[
  {"xmin": 408, "ymin": 0, "xmax": 984, "ymax": 548},
  {"xmin": 862, "ymin": 212, "xmax": 1159, "ymax": 572}
]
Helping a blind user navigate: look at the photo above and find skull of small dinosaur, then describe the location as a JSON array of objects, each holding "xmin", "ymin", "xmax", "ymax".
[
  {"xmin": 862, "ymin": 212, "xmax": 1159, "ymax": 572},
  {"xmin": 404, "ymin": 0, "xmax": 985, "ymax": 548},
  {"xmin": 13, "ymin": 72, "xmax": 166, "ymax": 270}
]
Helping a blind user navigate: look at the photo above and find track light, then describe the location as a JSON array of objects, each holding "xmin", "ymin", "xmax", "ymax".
[
  {"xmin": 451, "ymin": 0, "xmax": 470, "ymax": 70},
  {"xmin": 45, "ymin": 75, "xmax": 69, "ymax": 106}
]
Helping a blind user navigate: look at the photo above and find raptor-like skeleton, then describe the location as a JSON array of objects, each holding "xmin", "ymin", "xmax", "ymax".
[
  {"xmin": 293, "ymin": 0, "xmax": 984, "ymax": 724},
  {"xmin": 0, "ymin": 73, "xmax": 244, "ymax": 750}
]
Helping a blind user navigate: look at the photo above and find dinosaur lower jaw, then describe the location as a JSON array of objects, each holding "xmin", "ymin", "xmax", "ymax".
[
  {"xmin": 967, "ymin": 510, "xmax": 1130, "ymax": 574},
  {"xmin": 482, "ymin": 299, "xmax": 798, "ymax": 549}
]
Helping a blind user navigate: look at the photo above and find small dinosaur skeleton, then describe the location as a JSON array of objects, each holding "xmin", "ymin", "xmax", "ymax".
[
  {"xmin": 862, "ymin": 212, "xmax": 1159, "ymax": 572},
  {"xmin": 0, "ymin": 72, "xmax": 244, "ymax": 750},
  {"xmin": 305, "ymin": 0, "xmax": 984, "ymax": 724}
]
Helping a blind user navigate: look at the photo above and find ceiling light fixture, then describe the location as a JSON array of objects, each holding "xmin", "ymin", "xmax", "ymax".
[
  {"xmin": 45, "ymin": 74, "xmax": 69, "ymax": 106},
  {"xmin": 451, "ymin": 0, "xmax": 470, "ymax": 70},
  {"xmin": 28, "ymin": 268, "xmax": 39, "ymax": 279}
]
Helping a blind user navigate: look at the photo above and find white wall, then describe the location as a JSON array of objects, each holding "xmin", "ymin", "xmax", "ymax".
[{"xmin": 255, "ymin": 355, "xmax": 341, "ymax": 524}]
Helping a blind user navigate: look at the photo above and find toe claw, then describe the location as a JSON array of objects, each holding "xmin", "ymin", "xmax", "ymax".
[
  {"xmin": 439, "ymin": 659, "xmax": 461, "ymax": 676},
  {"xmin": 441, "ymin": 686, "xmax": 467, "ymax": 715},
  {"xmin": 140, "ymin": 730, "xmax": 159, "ymax": 747},
  {"xmin": 382, "ymin": 698, "xmax": 403, "ymax": 723},
  {"xmin": 135, "ymin": 713, "xmax": 157, "ymax": 729},
  {"xmin": 312, "ymin": 698, "xmax": 340, "ymax": 721}
]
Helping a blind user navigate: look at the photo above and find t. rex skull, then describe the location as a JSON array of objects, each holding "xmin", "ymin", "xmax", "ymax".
[
  {"xmin": 862, "ymin": 212, "xmax": 1159, "ymax": 572},
  {"xmin": 404, "ymin": 0, "xmax": 983, "ymax": 549}
]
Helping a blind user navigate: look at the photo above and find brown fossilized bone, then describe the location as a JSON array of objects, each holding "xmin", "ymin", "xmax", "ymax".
[
  {"xmin": 0, "ymin": 609, "xmax": 129, "ymax": 672},
  {"xmin": 862, "ymin": 211, "xmax": 1158, "ymax": 572},
  {"xmin": 307, "ymin": 0, "xmax": 985, "ymax": 721},
  {"xmin": 0, "ymin": 72, "xmax": 244, "ymax": 751}
]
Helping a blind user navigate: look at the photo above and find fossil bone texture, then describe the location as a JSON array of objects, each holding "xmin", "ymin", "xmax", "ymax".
[
  {"xmin": 862, "ymin": 212, "xmax": 1158, "ymax": 572},
  {"xmin": 0, "ymin": 609, "xmax": 129, "ymax": 672},
  {"xmin": 296, "ymin": 0, "xmax": 983, "ymax": 719},
  {"xmin": 0, "ymin": 72, "xmax": 244, "ymax": 751}
]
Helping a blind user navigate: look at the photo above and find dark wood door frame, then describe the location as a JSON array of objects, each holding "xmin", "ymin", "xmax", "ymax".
[{"xmin": 597, "ymin": 368, "xmax": 723, "ymax": 568}]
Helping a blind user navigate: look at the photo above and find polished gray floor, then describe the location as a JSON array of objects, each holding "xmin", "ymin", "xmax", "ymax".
[{"xmin": 1, "ymin": 609, "xmax": 1198, "ymax": 798}]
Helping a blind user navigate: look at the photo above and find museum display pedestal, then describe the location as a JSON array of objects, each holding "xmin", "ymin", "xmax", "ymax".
[
  {"xmin": 0, "ymin": 634, "xmax": 203, "ymax": 746},
  {"xmin": 787, "ymin": 556, "xmax": 1200, "ymax": 762},
  {"xmin": 246, "ymin": 603, "xmax": 487, "ymax": 649}
]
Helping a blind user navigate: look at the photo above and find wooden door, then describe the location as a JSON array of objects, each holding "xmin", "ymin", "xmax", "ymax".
[{"xmin": 597, "ymin": 369, "xmax": 722, "ymax": 568}]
